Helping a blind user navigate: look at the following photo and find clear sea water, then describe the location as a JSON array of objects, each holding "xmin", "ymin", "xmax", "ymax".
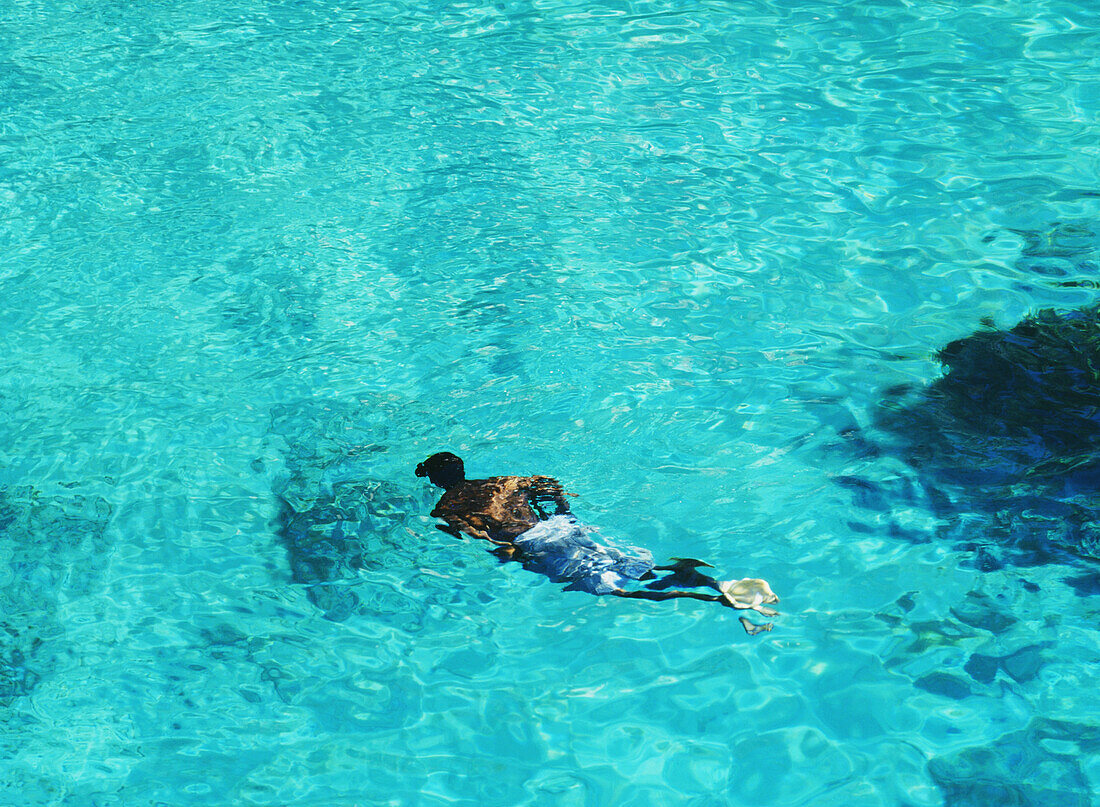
[{"xmin": 2, "ymin": 1, "xmax": 1100, "ymax": 804}]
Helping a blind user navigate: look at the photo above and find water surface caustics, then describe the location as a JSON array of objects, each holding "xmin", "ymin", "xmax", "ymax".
[{"xmin": 1, "ymin": 0, "xmax": 1100, "ymax": 804}]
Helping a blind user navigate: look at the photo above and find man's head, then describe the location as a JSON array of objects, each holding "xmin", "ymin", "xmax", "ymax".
[{"xmin": 415, "ymin": 452, "xmax": 465, "ymax": 490}]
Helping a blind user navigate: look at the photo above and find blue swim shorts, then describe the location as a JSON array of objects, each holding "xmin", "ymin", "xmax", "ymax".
[{"xmin": 509, "ymin": 515, "xmax": 655, "ymax": 595}]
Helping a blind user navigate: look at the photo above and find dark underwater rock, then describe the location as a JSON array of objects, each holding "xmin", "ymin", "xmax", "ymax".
[
  {"xmin": 1063, "ymin": 572, "xmax": 1100, "ymax": 595},
  {"xmin": 878, "ymin": 304, "xmax": 1100, "ymax": 486},
  {"xmin": 963, "ymin": 644, "xmax": 1047, "ymax": 686},
  {"xmin": 962, "ymin": 653, "xmax": 999, "ymax": 685},
  {"xmin": 914, "ymin": 672, "xmax": 972, "ymax": 700},
  {"xmin": 854, "ymin": 304, "xmax": 1100, "ymax": 571},
  {"xmin": 948, "ymin": 590, "xmax": 1019, "ymax": 634},
  {"xmin": 927, "ymin": 718, "xmax": 1099, "ymax": 807}
]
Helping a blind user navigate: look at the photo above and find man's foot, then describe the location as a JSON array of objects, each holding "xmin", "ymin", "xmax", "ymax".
[
  {"xmin": 647, "ymin": 557, "xmax": 719, "ymax": 590},
  {"xmin": 718, "ymin": 578, "xmax": 779, "ymax": 616}
]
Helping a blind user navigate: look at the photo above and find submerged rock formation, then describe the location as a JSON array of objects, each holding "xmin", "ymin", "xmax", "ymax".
[
  {"xmin": 845, "ymin": 304, "xmax": 1100, "ymax": 574},
  {"xmin": 927, "ymin": 717, "xmax": 1099, "ymax": 807},
  {"xmin": 878, "ymin": 304, "xmax": 1100, "ymax": 490}
]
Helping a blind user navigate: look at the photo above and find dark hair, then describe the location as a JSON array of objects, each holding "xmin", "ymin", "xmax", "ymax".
[{"xmin": 415, "ymin": 452, "xmax": 465, "ymax": 490}]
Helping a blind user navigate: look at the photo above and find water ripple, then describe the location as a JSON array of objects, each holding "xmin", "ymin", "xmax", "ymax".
[{"xmin": 2, "ymin": 0, "xmax": 1100, "ymax": 804}]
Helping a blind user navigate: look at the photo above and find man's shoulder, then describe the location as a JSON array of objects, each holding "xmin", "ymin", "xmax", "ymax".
[
  {"xmin": 476, "ymin": 475, "xmax": 534, "ymax": 493},
  {"xmin": 446, "ymin": 474, "xmax": 551, "ymax": 487},
  {"xmin": 433, "ymin": 478, "xmax": 504, "ymax": 509}
]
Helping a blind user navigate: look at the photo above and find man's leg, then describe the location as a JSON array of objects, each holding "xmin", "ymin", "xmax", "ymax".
[
  {"xmin": 611, "ymin": 588, "xmax": 723, "ymax": 603},
  {"xmin": 610, "ymin": 588, "xmax": 775, "ymax": 635},
  {"xmin": 646, "ymin": 558, "xmax": 723, "ymax": 591}
]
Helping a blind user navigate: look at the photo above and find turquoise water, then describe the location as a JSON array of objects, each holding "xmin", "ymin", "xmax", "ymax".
[{"xmin": 2, "ymin": 0, "xmax": 1100, "ymax": 803}]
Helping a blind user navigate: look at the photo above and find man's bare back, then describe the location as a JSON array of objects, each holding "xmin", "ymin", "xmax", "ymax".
[{"xmin": 429, "ymin": 474, "xmax": 572, "ymax": 544}]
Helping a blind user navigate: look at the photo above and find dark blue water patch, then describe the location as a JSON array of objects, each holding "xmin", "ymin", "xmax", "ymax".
[
  {"xmin": 208, "ymin": 245, "xmax": 321, "ymax": 356},
  {"xmin": 947, "ymin": 590, "xmax": 1019, "ymax": 634},
  {"xmin": 0, "ymin": 626, "xmax": 39, "ymax": 705},
  {"xmin": 266, "ymin": 399, "xmax": 425, "ymax": 623},
  {"xmin": 0, "ymin": 484, "xmax": 113, "ymax": 707},
  {"xmin": 961, "ymin": 653, "xmax": 999, "ymax": 686},
  {"xmin": 927, "ymin": 718, "xmax": 1099, "ymax": 807},
  {"xmin": 963, "ymin": 644, "xmax": 1047, "ymax": 686},
  {"xmin": 265, "ymin": 399, "xmax": 395, "ymax": 478},
  {"xmin": 834, "ymin": 475, "xmax": 893, "ymax": 513},
  {"xmin": 880, "ymin": 590, "xmax": 1026, "ymax": 669},
  {"xmin": 276, "ymin": 478, "xmax": 419, "ymax": 622},
  {"xmin": 914, "ymin": 672, "xmax": 972, "ymax": 700},
  {"xmin": 1006, "ymin": 220, "xmax": 1099, "ymax": 286},
  {"xmin": 1063, "ymin": 572, "xmax": 1100, "ymax": 595}
]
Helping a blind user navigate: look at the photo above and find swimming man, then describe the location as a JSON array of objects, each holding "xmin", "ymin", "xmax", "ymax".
[{"xmin": 415, "ymin": 452, "xmax": 779, "ymax": 634}]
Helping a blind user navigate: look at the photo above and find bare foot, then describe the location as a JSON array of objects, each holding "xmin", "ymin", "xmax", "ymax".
[{"xmin": 718, "ymin": 578, "xmax": 780, "ymax": 616}]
